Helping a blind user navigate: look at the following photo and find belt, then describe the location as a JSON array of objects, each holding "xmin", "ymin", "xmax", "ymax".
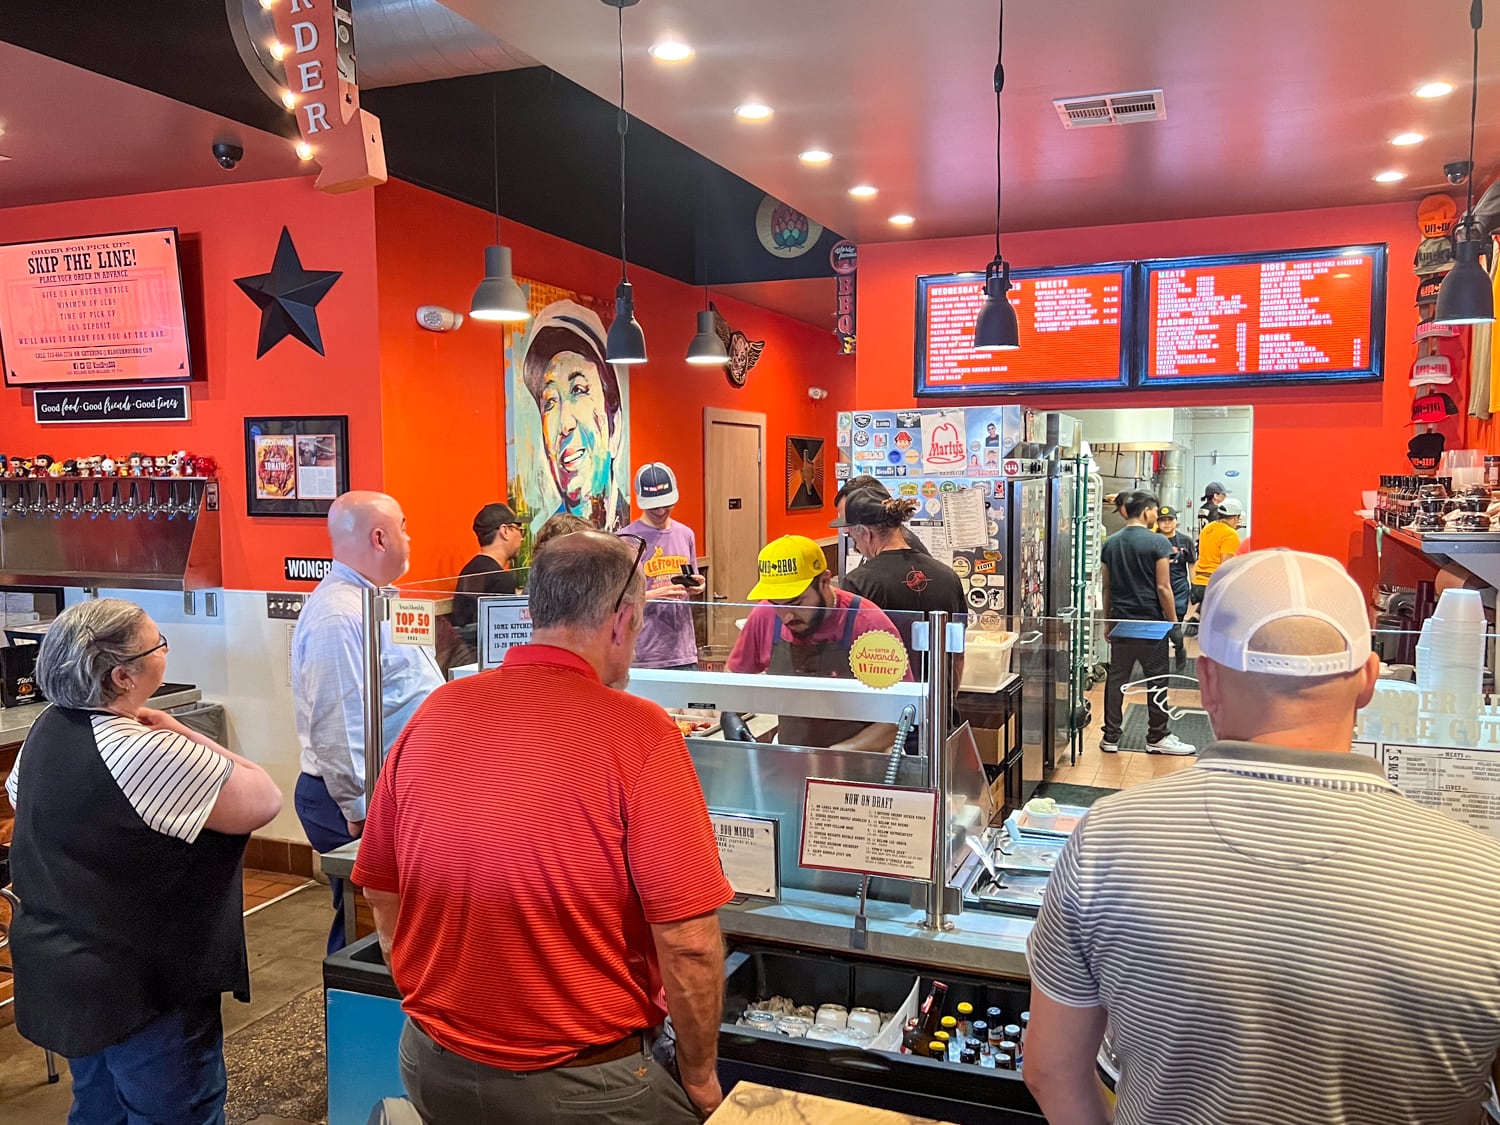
[{"xmin": 558, "ymin": 1032, "xmax": 644, "ymax": 1069}]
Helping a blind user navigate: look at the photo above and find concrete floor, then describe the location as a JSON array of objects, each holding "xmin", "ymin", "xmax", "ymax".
[{"xmin": 0, "ymin": 885, "xmax": 331, "ymax": 1124}]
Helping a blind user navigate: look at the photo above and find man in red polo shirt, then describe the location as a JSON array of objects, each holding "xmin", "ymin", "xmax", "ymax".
[{"xmin": 354, "ymin": 530, "xmax": 734, "ymax": 1123}]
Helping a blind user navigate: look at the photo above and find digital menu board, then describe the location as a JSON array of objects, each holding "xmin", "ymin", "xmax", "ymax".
[
  {"xmin": 915, "ymin": 262, "xmax": 1132, "ymax": 397},
  {"xmin": 0, "ymin": 227, "xmax": 193, "ymax": 386},
  {"xmin": 1140, "ymin": 245, "xmax": 1386, "ymax": 388}
]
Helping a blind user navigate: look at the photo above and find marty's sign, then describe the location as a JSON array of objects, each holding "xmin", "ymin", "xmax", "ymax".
[{"xmin": 268, "ymin": 0, "xmax": 387, "ymax": 194}]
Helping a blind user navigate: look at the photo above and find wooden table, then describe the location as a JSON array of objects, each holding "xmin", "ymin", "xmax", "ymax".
[{"xmin": 708, "ymin": 1082, "xmax": 958, "ymax": 1124}]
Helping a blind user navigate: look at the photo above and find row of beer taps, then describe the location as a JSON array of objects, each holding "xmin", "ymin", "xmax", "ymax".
[{"xmin": 0, "ymin": 478, "xmax": 204, "ymax": 520}]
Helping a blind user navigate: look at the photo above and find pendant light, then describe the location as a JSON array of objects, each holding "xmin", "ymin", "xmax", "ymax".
[
  {"xmin": 973, "ymin": 0, "xmax": 1020, "ymax": 351},
  {"xmin": 603, "ymin": 0, "xmax": 648, "ymax": 364},
  {"xmin": 470, "ymin": 83, "xmax": 530, "ymax": 324},
  {"xmin": 1436, "ymin": 0, "xmax": 1495, "ymax": 325},
  {"xmin": 686, "ymin": 174, "xmax": 730, "ymax": 365}
]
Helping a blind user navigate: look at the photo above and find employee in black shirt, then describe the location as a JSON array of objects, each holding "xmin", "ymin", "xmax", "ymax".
[
  {"xmin": 1155, "ymin": 505, "xmax": 1196, "ymax": 671},
  {"xmin": 836, "ymin": 491, "xmax": 966, "ymax": 677},
  {"xmin": 1099, "ymin": 491, "xmax": 1194, "ymax": 756},
  {"xmin": 450, "ymin": 502, "xmax": 523, "ymax": 639},
  {"xmin": 832, "ymin": 475, "xmax": 932, "ymax": 557}
]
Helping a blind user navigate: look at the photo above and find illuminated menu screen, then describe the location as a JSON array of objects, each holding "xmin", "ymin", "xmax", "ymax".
[
  {"xmin": 1143, "ymin": 247, "xmax": 1384, "ymax": 386},
  {"xmin": 916, "ymin": 265, "xmax": 1129, "ymax": 396}
]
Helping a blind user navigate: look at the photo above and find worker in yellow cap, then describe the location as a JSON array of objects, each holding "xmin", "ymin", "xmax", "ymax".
[{"xmin": 727, "ymin": 534, "xmax": 908, "ymax": 750}]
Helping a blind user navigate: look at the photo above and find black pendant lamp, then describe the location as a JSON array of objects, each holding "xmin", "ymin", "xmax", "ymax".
[
  {"xmin": 603, "ymin": 0, "xmax": 648, "ymax": 364},
  {"xmin": 1437, "ymin": 0, "xmax": 1495, "ymax": 325},
  {"xmin": 686, "ymin": 178, "xmax": 730, "ymax": 365},
  {"xmin": 470, "ymin": 84, "xmax": 530, "ymax": 324},
  {"xmin": 974, "ymin": 0, "xmax": 1019, "ymax": 351}
]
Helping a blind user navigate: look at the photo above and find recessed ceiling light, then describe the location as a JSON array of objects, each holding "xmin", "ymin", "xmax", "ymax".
[
  {"xmin": 734, "ymin": 103, "xmax": 773, "ymax": 121},
  {"xmin": 1373, "ymin": 169, "xmax": 1407, "ymax": 183},
  {"xmin": 648, "ymin": 40, "xmax": 693, "ymax": 62},
  {"xmin": 849, "ymin": 184, "xmax": 879, "ymax": 199},
  {"xmin": 1415, "ymin": 81, "xmax": 1454, "ymax": 98},
  {"xmin": 295, "ymin": 141, "xmax": 314, "ymax": 161},
  {"xmin": 799, "ymin": 149, "xmax": 832, "ymax": 165},
  {"xmin": 1390, "ymin": 132, "xmax": 1425, "ymax": 146},
  {"xmin": 889, "ymin": 214, "xmax": 915, "ymax": 226}
]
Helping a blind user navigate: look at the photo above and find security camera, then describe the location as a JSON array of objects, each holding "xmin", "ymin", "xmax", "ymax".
[
  {"xmin": 416, "ymin": 306, "xmax": 464, "ymax": 332},
  {"xmin": 212, "ymin": 141, "xmax": 244, "ymax": 171},
  {"xmin": 1445, "ymin": 160, "xmax": 1472, "ymax": 186}
]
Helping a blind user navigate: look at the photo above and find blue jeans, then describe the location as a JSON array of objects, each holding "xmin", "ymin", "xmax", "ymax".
[
  {"xmin": 67, "ymin": 997, "xmax": 225, "ymax": 1125},
  {"xmin": 294, "ymin": 772, "xmax": 355, "ymax": 955}
]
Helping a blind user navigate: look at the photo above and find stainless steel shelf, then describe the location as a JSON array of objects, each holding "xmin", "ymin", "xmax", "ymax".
[{"xmin": 1366, "ymin": 518, "xmax": 1500, "ymax": 588}]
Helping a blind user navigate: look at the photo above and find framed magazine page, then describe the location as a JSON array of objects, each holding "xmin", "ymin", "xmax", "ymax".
[{"xmin": 244, "ymin": 415, "xmax": 348, "ymax": 517}]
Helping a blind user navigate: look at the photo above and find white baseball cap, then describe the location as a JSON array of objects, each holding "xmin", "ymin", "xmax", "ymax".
[{"xmin": 1199, "ymin": 549, "xmax": 1372, "ymax": 676}]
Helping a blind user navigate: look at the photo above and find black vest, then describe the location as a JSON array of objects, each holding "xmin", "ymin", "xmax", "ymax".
[{"xmin": 9, "ymin": 706, "xmax": 250, "ymax": 1057}]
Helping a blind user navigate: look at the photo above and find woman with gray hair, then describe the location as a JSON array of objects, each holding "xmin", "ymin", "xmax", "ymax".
[{"xmin": 4, "ymin": 598, "xmax": 282, "ymax": 1123}]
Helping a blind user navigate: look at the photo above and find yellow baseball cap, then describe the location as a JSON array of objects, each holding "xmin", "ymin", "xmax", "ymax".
[{"xmin": 747, "ymin": 535, "xmax": 827, "ymax": 601}]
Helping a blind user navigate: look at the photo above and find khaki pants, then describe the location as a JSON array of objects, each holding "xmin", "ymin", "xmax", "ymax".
[{"xmin": 399, "ymin": 1019, "xmax": 703, "ymax": 1125}]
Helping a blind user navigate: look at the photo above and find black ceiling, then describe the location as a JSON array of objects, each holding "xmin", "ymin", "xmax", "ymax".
[{"xmin": 0, "ymin": 3, "xmax": 844, "ymax": 288}]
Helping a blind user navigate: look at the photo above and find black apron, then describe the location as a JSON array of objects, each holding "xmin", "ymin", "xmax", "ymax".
[{"xmin": 768, "ymin": 596, "xmax": 870, "ymax": 747}]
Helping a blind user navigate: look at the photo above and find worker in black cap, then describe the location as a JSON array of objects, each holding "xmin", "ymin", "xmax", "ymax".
[
  {"xmin": 1155, "ymin": 505, "xmax": 1196, "ymax": 671},
  {"xmin": 451, "ymin": 502, "xmax": 525, "ymax": 639},
  {"xmin": 1198, "ymin": 482, "xmax": 1228, "ymax": 530}
]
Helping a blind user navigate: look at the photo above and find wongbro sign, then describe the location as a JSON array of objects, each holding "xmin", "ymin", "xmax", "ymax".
[{"xmin": 267, "ymin": 0, "xmax": 387, "ymax": 194}]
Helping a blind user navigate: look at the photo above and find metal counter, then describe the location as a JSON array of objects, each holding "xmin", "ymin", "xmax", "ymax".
[{"xmin": 0, "ymin": 686, "xmax": 202, "ymax": 750}]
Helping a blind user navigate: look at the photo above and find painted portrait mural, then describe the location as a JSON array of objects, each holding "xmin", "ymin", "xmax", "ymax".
[{"xmin": 505, "ymin": 281, "xmax": 631, "ymax": 567}]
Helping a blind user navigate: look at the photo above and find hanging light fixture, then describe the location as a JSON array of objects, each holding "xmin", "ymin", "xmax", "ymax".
[
  {"xmin": 1436, "ymin": 0, "xmax": 1495, "ymax": 325},
  {"xmin": 686, "ymin": 175, "xmax": 730, "ymax": 366},
  {"xmin": 602, "ymin": 0, "xmax": 648, "ymax": 364},
  {"xmin": 470, "ymin": 84, "xmax": 530, "ymax": 324},
  {"xmin": 974, "ymin": 0, "xmax": 1019, "ymax": 351}
]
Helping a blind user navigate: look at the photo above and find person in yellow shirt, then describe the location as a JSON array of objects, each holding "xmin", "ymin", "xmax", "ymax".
[{"xmin": 1187, "ymin": 499, "xmax": 1244, "ymax": 627}]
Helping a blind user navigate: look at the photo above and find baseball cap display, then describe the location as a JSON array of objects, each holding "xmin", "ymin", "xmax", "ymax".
[
  {"xmin": 1416, "ymin": 274, "xmax": 1446, "ymax": 307},
  {"xmin": 1198, "ymin": 549, "xmax": 1372, "ymax": 676},
  {"xmin": 747, "ymin": 534, "xmax": 827, "ymax": 601},
  {"xmin": 1218, "ymin": 497, "xmax": 1245, "ymax": 517},
  {"xmin": 1407, "ymin": 430, "xmax": 1447, "ymax": 470},
  {"xmin": 634, "ymin": 462, "xmax": 679, "ymax": 509},
  {"xmin": 1409, "ymin": 354, "xmax": 1454, "ymax": 387},
  {"xmin": 1157, "ymin": 505, "xmax": 1180, "ymax": 520},
  {"xmin": 1417, "ymin": 193, "xmax": 1458, "ymax": 239},
  {"xmin": 1413, "ymin": 320, "xmax": 1460, "ymax": 342},
  {"xmin": 473, "ymin": 502, "xmax": 520, "ymax": 537},
  {"xmin": 1414, "ymin": 236, "xmax": 1456, "ymax": 276},
  {"xmin": 1410, "ymin": 391, "xmax": 1460, "ymax": 423}
]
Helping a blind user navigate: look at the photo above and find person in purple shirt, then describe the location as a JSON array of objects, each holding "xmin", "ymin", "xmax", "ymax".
[{"xmin": 620, "ymin": 463, "xmax": 706, "ymax": 669}]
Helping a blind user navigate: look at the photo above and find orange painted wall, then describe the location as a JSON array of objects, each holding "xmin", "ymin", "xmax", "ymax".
[
  {"xmin": 856, "ymin": 202, "xmax": 1425, "ymax": 588},
  {"xmin": 374, "ymin": 179, "xmax": 853, "ymax": 581},
  {"xmin": 0, "ymin": 177, "xmax": 381, "ymax": 590}
]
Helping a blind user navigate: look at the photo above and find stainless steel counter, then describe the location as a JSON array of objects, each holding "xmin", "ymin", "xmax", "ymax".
[
  {"xmin": 318, "ymin": 840, "xmax": 1034, "ymax": 981},
  {"xmin": 0, "ymin": 686, "xmax": 202, "ymax": 750}
]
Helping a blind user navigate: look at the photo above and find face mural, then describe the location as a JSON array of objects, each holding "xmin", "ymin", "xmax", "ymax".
[{"xmin": 507, "ymin": 294, "xmax": 631, "ymax": 564}]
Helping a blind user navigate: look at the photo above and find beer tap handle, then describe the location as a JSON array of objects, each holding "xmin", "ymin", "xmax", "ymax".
[
  {"xmin": 87, "ymin": 483, "xmax": 102, "ymax": 519},
  {"xmin": 50, "ymin": 483, "xmax": 64, "ymax": 519},
  {"xmin": 186, "ymin": 481, "xmax": 200, "ymax": 521},
  {"xmin": 68, "ymin": 483, "xmax": 82, "ymax": 517},
  {"xmin": 165, "ymin": 482, "xmax": 177, "ymax": 520},
  {"xmin": 124, "ymin": 482, "xmax": 139, "ymax": 519},
  {"xmin": 0, "ymin": 481, "xmax": 9, "ymax": 519}
]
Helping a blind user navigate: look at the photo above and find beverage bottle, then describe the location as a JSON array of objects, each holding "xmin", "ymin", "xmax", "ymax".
[{"xmin": 902, "ymin": 980, "xmax": 949, "ymax": 1055}]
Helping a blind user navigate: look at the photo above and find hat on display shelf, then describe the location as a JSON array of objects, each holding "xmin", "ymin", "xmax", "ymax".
[
  {"xmin": 1417, "ymin": 193, "xmax": 1459, "ymax": 240},
  {"xmin": 1410, "ymin": 354, "xmax": 1455, "ymax": 387},
  {"xmin": 1410, "ymin": 391, "xmax": 1461, "ymax": 424}
]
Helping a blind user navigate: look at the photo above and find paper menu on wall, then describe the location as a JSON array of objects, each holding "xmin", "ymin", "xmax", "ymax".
[
  {"xmin": 907, "ymin": 521, "xmax": 953, "ymax": 568},
  {"xmin": 941, "ymin": 487, "xmax": 989, "ymax": 549},
  {"xmin": 920, "ymin": 410, "xmax": 968, "ymax": 475},
  {"xmin": 1385, "ymin": 743, "xmax": 1500, "ymax": 840}
]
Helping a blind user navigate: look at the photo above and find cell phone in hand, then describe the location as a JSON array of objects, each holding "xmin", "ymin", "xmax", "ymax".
[{"xmin": 669, "ymin": 565, "xmax": 697, "ymax": 589}]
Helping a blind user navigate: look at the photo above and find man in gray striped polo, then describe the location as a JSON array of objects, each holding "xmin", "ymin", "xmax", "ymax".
[{"xmin": 1023, "ymin": 549, "xmax": 1500, "ymax": 1125}]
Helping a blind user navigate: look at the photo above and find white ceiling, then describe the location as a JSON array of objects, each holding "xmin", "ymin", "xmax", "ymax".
[
  {"xmin": 0, "ymin": 43, "xmax": 304, "ymax": 210},
  {"xmin": 446, "ymin": 0, "xmax": 1500, "ymax": 244}
]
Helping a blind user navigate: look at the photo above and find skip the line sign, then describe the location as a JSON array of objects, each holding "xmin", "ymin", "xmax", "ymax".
[{"xmin": 34, "ymin": 385, "xmax": 191, "ymax": 424}]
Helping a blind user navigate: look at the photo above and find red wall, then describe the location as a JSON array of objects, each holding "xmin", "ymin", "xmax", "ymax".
[
  {"xmin": 0, "ymin": 177, "xmax": 382, "ymax": 590},
  {"xmin": 856, "ymin": 202, "xmax": 1424, "ymax": 587},
  {"xmin": 375, "ymin": 179, "xmax": 853, "ymax": 581}
]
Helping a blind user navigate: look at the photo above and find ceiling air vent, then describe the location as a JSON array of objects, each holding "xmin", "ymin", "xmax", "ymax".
[{"xmin": 1054, "ymin": 89, "xmax": 1166, "ymax": 129}]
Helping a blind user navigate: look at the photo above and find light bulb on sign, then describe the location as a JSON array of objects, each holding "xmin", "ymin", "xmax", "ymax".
[
  {"xmin": 295, "ymin": 141, "xmax": 314, "ymax": 162},
  {"xmin": 269, "ymin": 41, "xmax": 287, "ymax": 62},
  {"xmin": 280, "ymin": 90, "xmax": 297, "ymax": 111}
]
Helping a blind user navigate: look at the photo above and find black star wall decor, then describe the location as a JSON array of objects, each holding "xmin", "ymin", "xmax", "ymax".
[{"xmin": 234, "ymin": 226, "xmax": 342, "ymax": 358}]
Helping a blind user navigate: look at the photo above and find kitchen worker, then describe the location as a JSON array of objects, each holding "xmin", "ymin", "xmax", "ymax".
[
  {"xmin": 620, "ymin": 462, "xmax": 706, "ymax": 669},
  {"xmin": 1188, "ymin": 496, "xmax": 1244, "ymax": 625},
  {"xmin": 1197, "ymin": 481, "xmax": 1228, "ymax": 530},
  {"xmin": 290, "ymin": 491, "xmax": 443, "ymax": 954},
  {"xmin": 353, "ymin": 530, "xmax": 733, "ymax": 1123},
  {"xmin": 1155, "ymin": 505, "xmax": 1196, "ymax": 671},
  {"xmin": 727, "ymin": 534, "xmax": 910, "ymax": 750},
  {"xmin": 833, "ymin": 474, "xmax": 932, "ymax": 556},
  {"xmin": 450, "ymin": 501, "xmax": 525, "ymax": 640},
  {"xmin": 1024, "ymin": 550, "xmax": 1500, "ymax": 1125}
]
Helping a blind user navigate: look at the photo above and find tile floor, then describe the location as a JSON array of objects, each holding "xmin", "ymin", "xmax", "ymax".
[{"xmin": 244, "ymin": 870, "xmax": 316, "ymax": 912}]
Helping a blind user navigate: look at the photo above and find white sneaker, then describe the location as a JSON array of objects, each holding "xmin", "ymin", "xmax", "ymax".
[
  {"xmin": 1147, "ymin": 734, "xmax": 1196, "ymax": 756},
  {"xmin": 1099, "ymin": 740, "xmax": 1119, "ymax": 754}
]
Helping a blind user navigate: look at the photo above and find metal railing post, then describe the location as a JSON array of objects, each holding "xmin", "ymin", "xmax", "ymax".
[
  {"xmin": 924, "ymin": 610, "xmax": 951, "ymax": 930},
  {"xmin": 361, "ymin": 585, "xmax": 385, "ymax": 803}
]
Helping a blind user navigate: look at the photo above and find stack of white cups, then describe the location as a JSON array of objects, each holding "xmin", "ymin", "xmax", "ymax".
[{"xmin": 1415, "ymin": 588, "xmax": 1486, "ymax": 697}]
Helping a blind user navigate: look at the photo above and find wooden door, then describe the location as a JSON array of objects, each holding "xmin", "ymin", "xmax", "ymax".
[{"xmin": 704, "ymin": 410, "xmax": 766, "ymax": 653}]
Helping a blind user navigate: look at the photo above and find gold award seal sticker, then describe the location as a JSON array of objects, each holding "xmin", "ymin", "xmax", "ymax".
[{"xmin": 849, "ymin": 631, "xmax": 909, "ymax": 689}]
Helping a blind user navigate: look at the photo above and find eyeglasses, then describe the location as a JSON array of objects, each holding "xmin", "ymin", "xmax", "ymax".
[
  {"xmin": 613, "ymin": 533, "xmax": 648, "ymax": 614},
  {"xmin": 122, "ymin": 634, "xmax": 168, "ymax": 663}
]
